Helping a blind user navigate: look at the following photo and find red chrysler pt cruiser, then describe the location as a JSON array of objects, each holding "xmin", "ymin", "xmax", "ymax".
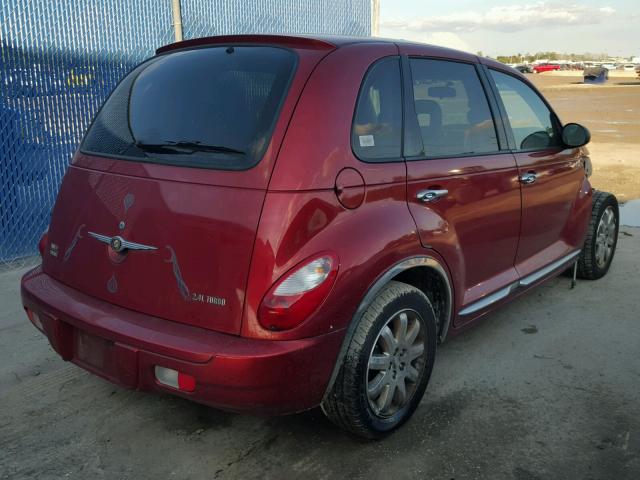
[{"xmin": 21, "ymin": 35, "xmax": 618, "ymax": 438}]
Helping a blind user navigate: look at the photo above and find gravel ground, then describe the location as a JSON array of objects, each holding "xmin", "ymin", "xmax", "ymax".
[
  {"xmin": 529, "ymin": 74, "xmax": 640, "ymax": 202},
  {"xmin": 1, "ymin": 227, "xmax": 639, "ymax": 480}
]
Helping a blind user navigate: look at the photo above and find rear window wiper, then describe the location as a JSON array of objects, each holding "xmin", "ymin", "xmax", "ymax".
[{"xmin": 135, "ymin": 141, "xmax": 245, "ymax": 155}]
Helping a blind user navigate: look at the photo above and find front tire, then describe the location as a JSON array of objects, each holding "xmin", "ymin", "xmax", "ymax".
[
  {"xmin": 322, "ymin": 281, "xmax": 437, "ymax": 439},
  {"xmin": 577, "ymin": 191, "xmax": 619, "ymax": 280}
]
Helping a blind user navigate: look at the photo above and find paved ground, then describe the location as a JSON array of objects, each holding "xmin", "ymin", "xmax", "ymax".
[{"xmin": 1, "ymin": 228, "xmax": 639, "ymax": 480}]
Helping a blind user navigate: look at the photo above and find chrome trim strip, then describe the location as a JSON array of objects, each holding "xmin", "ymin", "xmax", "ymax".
[
  {"xmin": 458, "ymin": 283, "xmax": 518, "ymax": 316},
  {"xmin": 518, "ymin": 249, "xmax": 581, "ymax": 287},
  {"xmin": 88, "ymin": 232, "xmax": 158, "ymax": 251},
  {"xmin": 458, "ymin": 249, "xmax": 582, "ymax": 316},
  {"xmin": 88, "ymin": 231, "xmax": 111, "ymax": 244},
  {"xmin": 119, "ymin": 239, "xmax": 158, "ymax": 251}
]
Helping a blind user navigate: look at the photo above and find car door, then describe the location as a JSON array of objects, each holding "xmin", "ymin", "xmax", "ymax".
[
  {"xmin": 486, "ymin": 68, "xmax": 586, "ymax": 278},
  {"xmin": 401, "ymin": 56, "xmax": 522, "ymax": 324}
]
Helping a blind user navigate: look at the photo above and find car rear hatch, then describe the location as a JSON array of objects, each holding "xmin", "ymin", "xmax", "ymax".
[{"xmin": 42, "ymin": 39, "xmax": 334, "ymax": 335}]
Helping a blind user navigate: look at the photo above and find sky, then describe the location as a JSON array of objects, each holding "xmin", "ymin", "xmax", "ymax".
[{"xmin": 379, "ymin": 1, "xmax": 640, "ymax": 57}]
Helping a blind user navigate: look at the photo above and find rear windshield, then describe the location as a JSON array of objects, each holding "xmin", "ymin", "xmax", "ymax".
[{"xmin": 81, "ymin": 46, "xmax": 296, "ymax": 170}]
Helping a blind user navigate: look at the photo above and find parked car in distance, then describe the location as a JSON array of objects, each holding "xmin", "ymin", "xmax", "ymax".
[
  {"xmin": 584, "ymin": 66, "xmax": 609, "ymax": 84},
  {"xmin": 623, "ymin": 64, "xmax": 637, "ymax": 71},
  {"xmin": 601, "ymin": 63, "xmax": 616, "ymax": 70},
  {"xmin": 533, "ymin": 63, "xmax": 561, "ymax": 73},
  {"xmin": 21, "ymin": 35, "xmax": 619, "ymax": 438},
  {"xmin": 514, "ymin": 64, "xmax": 533, "ymax": 74}
]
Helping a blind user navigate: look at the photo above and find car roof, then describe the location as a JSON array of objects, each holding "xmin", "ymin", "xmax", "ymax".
[
  {"xmin": 155, "ymin": 34, "xmax": 533, "ymax": 84},
  {"xmin": 156, "ymin": 33, "xmax": 476, "ymax": 59},
  {"xmin": 156, "ymin": 34, "xmax": 381, "ymax": 54}
]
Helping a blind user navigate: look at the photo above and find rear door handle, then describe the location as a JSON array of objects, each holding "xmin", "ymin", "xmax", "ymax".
[
  {"xmin": 416, "ymin": 189, "xmax": 448, "ymax": 203},
  {"xmin": 520, "ymin": 172, "xmax": 537, "ymax": 185}
]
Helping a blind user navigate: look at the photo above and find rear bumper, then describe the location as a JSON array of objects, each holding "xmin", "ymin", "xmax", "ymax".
[{"xmin": 21, "ymin": 267, "xmax": 344, "ymax": 414}]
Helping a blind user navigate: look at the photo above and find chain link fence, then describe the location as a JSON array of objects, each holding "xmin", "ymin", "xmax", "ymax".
[{"xmin": 0, "ymin": 0, "xmax": 371, "ymax": 268}]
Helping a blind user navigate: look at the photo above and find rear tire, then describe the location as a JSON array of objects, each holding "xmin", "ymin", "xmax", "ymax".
[
  {"xmin": 321, "ymin": 281, "xmax": 437, "ymax": 439},
  {"xmin": 577, "ymin": 191, "xmax": 619, "ymax": 280}
]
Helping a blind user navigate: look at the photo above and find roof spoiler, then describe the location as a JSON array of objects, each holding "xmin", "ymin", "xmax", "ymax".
[{"xmin": 156, "ymin": 34, "xmax": 337, "ymax": 55}]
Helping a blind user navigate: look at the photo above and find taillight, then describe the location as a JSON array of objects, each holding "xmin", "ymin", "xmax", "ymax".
[
  {"xmin": 258, "ymin": 253, "xmax": 339, "ymax": 331},
  {"xmin": 38, "ymin": 229, "xmax": 49, "ymax": 257}
]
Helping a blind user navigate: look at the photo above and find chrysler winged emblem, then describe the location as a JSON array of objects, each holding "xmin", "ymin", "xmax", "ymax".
[
  {"xmin": 88, "ymin": 232, "xmax": 157, "ymax": 253},
  {"xmin": 110, "ymin": 236, "xmax": 123, "ymax": 252}
]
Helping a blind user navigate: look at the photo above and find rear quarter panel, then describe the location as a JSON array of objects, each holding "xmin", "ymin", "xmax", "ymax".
[
  {"xmin": 242, "ymin": 42, "xmax": 429, "ymax": 340},
  {"xmin": 242, "ymin": 186, "xmax": 439, "ymax": 340}
]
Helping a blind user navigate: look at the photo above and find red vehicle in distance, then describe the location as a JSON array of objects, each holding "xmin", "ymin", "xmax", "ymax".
[
  {"xmin": 21, "ymin": 35, "xmax": 619, "ymax": 438},
  {"xmin": 533, "ymin": 63, "xmax": 561, "ymax": 73}
]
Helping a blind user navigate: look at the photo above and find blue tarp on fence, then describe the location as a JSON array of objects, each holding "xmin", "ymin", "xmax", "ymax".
[{"xmin": 0, "ymin": 0, "xmax": 371, "ymax": 262}]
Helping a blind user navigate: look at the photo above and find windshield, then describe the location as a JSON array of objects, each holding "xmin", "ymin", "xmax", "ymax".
[{"xmin": 81, "ymin": 46, "xmax": 296, "ymax": 170}]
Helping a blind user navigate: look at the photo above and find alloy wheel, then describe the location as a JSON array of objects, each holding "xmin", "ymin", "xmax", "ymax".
[
  {"xmin": 366, "ymin": 309, "xmax": 426, "ymax": 418},
  {"xmin": 595, "ymin": 206, "xmax": 616, "ymax": 268}
]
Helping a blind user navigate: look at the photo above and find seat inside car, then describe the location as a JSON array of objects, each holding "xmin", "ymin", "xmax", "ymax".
[
  {"xmin": 464, "ymin": 105, "xmax": 498, "ymax": 154},
  {"xmin": 415, "ymin": 99, "xmax": 450, "ymax": 156}
]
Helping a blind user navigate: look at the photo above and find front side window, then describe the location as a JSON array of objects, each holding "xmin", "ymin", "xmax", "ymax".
[
  {"xmin": 409, "ymin": 59, "xmax": 499, "ymax": 158},
  {"xmin": 352, "ymin": 57, "xmax": 402, "ymax": 161},
  {"xmin": 81, "ymin": 46, "xmax": 296, "ymax": 170},
  {"xmin": 489, "ymin": 70, "xmax": 561, "ymax": 151}
]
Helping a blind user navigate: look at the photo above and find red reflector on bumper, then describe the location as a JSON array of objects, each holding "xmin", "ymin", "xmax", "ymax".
[{"xmin": 177, "ymin": 372, "xmax": 196, "ymax": 392}]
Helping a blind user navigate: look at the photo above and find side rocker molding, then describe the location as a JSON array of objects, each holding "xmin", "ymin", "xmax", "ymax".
[
  {"xmin": 458, "ymin": 249, "xmax": 581, "ymax": 317},
  {"xmin": 322, "ymin": 256, "xmax": 452, "ymax": 402}
]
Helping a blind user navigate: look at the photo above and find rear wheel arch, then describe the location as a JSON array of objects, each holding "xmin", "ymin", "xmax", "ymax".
[
  {"xmin": 322, "ymin": 255, "xmax": 453, "ymax": 402},
  {"xmin": 392, "ymin": 265, "xmax": 450, "ymax": 339}
]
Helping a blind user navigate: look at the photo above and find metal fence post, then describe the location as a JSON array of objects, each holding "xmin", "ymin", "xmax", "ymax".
[
  {"xmin": 172, "ymin": 0, "xmax": 183, "ymax": 41},
  {"xmin": 371, "ymin": 0, "xmax": 380, "ymax": 36},
  {"xmin": 0, "ymin": 0, "xmax": 371, "ymax": 266}
]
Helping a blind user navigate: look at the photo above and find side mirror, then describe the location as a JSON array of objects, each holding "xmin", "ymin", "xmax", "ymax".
[{"xmin": 562, "ymin": 123, "xmax": 591, "ymax": 148}]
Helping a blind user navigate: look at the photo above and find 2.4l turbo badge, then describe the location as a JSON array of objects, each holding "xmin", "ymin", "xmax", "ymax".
[{"xmin": 191, "ymin": 292, "xmax": 226, "ymax": 306}]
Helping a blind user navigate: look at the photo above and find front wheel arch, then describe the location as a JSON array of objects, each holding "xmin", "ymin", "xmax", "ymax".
[{"xmin": 577, "ymin": 190, "xmax": 619, "ymax": 279}]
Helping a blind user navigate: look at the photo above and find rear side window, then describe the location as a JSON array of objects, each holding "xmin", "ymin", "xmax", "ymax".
[
  {"xmin": 352, "ymin": 57, "xmax": 402, "ymax": 161},
  {"xmin": 81, "ymin": 46, "xmax": 296, "ymax": 170},
  {"xmin": 408, "ymin": 59, "xmax": 499, "ymax": 158},
  {"xmin": 489, "ymin": 70, "xmax": 561, "ymax": 151}
]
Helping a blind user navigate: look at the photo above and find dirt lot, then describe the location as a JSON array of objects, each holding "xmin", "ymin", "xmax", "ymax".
[
  {"xmin": 2, "ymin": 227, "xmax": 640, "ymax": 480},
  {"xmin": 529, "ymin": 73, "xmax": 640, "ymax": 202}
]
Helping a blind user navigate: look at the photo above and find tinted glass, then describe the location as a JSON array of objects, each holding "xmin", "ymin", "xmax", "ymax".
[
  {"xmin": 490, "ymin": 70, "xmax": 561, "ymax": 151},
  {"xmin": 81, "ymin": 46, "xmax": 296, "ymax": 170},
  {"xmin": 409, "ymin": 59, "xmax": 499, "ymax": 158},
  {"xmin": 352, "ymin": 57, "xmax": 402, "ymax": 161}
]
